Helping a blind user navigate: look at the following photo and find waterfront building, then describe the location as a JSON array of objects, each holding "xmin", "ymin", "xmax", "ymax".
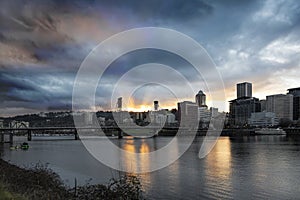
[
  {"xmin": 210, "ymin": 107, "xmax": 219, "ymax": 118},
  {"xmin": 237, "ymin": 82, "xmax": 252, "ymax": 99},
  {"xmin": 229, "ymin": 82, "xmax": 260, "ymax": 126},
  {"xmin": 198, "ymin": 107, "xmax": 211, "ymax": 123},
  {"xmin": 229, "ymin": 97, "xmax": 261, "ymax": 126},
  {"xmin": 149, "ymin": 111, "xmax": 166, "ymax": 126},
  {"xmin": 178, "ymin": 101, "xmax": 199, "ymax": 127},
  {"xmin": 114, "ymin": 111, "xmax": 131, "ymax": 124},
  {"xmin": 155, "ymin": 114, "xmax": 166, "ymax": 126},
  {"xmin": 266, "ymin": 94, "xmax": 293, "ymax": 121},
  {"xmin": 195, "ymin": 90, "xmax": 207, "ymax": 107},
  {"xmin": 166, "ymin": 112, "xmax": 176, "ymax": 124},
  {"xmin": 260, "ymin": 100, "xmax": 267, "ymax": 112},
  {"xmin": 249, "ymin": 112, "xmax": 279, "ymax": 127},
  {"xmin": 84, "ymin": 112, "xmax": 94, "ymax": 125},
  {"xmin": 149, "ymin": 110, "xmax": 176, "ymax": 125},
  {"xmin": 287, "ymin": 87, "xmax": 300, "ymax": 121}
]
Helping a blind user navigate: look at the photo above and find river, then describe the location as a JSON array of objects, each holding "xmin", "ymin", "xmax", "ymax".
[{"xmin": 1, "ymin": 135, "xmax": 300, "ymax": 199}]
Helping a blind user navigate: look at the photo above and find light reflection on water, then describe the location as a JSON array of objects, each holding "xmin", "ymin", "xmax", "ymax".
[
  {"xmin": 122, "ymin": 138, "xmax": 152, "ymax": 172},
  {"xmin": 1, "ymin": 135, "xmax": 300, "ymax": 199},
  {"xmin": 206, "ymin": 137, "xmax": 232, "ymax": 180}
]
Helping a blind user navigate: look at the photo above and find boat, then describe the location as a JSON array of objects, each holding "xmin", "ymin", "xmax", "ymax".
[
  {"xmin": 20, "ymin": 142, "xmax": 29, "ymax": 150},
  {"xmin": 9, "ymin": 142, "xmax": 30, "ymax": 150},
  {"xmin": 255, "ymin": 128, "xmax": 286, "ymax": 135}
]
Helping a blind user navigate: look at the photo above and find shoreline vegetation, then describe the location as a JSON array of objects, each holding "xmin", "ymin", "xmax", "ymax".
[{"xmin": 0, "ymin": 158, "xmax": 144, "ymax": 200}]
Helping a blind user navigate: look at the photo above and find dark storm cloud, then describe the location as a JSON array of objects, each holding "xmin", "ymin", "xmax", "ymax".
[
  {"xmin": 0, "ymin": 66, "xmax": 74, "ymax": 112},
  {"xmin": 0, "ymin": 0, "xmax": 215, "ymax": 67},
  {"xmin": 96, "ymin": 0, "xmax": 213, "ymax": 21},
  {"xmin": 0, "ymin": 0, "xmax": 217, "ymax": 115},
  {"xmin": 100, "ymin": 49, "xmax": 202, "ymax": 81},
  {"xmin": 0, "ymin": 0, "xmax": 300, "ymax": 115},
  {"xmin": 0, "ymin": 73, "xmax": 35, "ymax": 93}
]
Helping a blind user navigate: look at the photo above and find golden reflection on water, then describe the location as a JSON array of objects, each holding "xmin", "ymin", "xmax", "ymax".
[
  {"xmin": 121, "ymin": 138, "xmax": 152, "ymax": 153},
  {"xmin": 205, "ymin": 137, "xmax": 232, "ymax": 181},
  {"xmin": 123, "ymin": 139, "xmax": 135, "ymax": 153},
  {"xmin": 122, "ymin": 139, "xmax": 151, "ymax": 173},
  {"xmin": 140, "ymin": 142, "xmax": 150, "ymax": 153},
  {"xmin": 121, "ymin": 137, "xmax": 180, "ymax": 188},
  {"xmin": 121, "ymin": 139, "xmax": 153, "ymax": 186}
]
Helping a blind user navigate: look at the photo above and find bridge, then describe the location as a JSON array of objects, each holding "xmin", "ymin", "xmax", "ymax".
[{"xmin": 0, "ymin": 126, "xmax": 182, "ymax": 144}]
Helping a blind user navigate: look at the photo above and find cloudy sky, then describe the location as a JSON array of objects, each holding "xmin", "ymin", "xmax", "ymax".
[{"xmin": 1, "ymin": 0, "xmax": 300, "ymax": 116}]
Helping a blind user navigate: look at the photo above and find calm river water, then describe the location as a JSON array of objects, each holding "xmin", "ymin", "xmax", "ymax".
[{"xmin": 1, "ymin": 135, "xmax": 300, "ymax": 199}]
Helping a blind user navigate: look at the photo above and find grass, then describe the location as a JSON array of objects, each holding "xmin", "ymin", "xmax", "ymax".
[{"xmin": 0, "ymin": 183, "xmax": 26, "ymax": 200}]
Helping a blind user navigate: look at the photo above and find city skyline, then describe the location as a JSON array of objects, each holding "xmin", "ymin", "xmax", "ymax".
[
  {"xmin": 1, "ymin": 0, "xmax": 300, "ymax": 116},
  {"xmin": 1, "ymin": 82, "xmax": 299, "ymax": 117}
]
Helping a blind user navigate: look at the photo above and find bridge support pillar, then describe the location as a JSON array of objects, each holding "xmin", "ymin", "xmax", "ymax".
[
  {"xmin": 0, "ymin": 132, "xmax": 4, "ymax": 143},
  {"xmin": 9, "ymin": 132, "xmax": 13, "ymax": 144},
  {"xmin": 74, "ymin": 130, "xmax": 79, "ymax": 140},
  {"xmin": 27, "ymin": 130, "xmax": 32, "ymax": 141},
  {"xmin": 118, "ymin": 130, "xmax": 123, "ymax": 139}
]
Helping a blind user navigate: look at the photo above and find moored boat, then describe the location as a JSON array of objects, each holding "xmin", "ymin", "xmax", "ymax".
[
  {"xmin": 21, "ymin": 142, "xmax": 29, "ymax": 150},
  {"xmin": 255, "ymin": 128, "xmax": 286, "ymax": 135}
]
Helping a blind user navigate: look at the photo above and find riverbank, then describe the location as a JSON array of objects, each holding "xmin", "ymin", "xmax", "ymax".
[
  {"xmin": 0, "ymin": 183, "xmax": 25, "ymax": 200},
  {"xmin": 0, "ymin": 158, "xmax": 144, "ymax": 200}
]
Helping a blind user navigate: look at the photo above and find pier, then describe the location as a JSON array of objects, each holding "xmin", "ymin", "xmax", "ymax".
[{"xmin": 284, "ymin": 128, "xmax": 300, "ymax": 135}]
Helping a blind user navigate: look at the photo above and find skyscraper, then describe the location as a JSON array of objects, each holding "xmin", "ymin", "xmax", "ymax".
[
  {"xmin": 229, "ymin": 97, "xmax": 260, "ymax": 126},
  {"xmin": 260, "ymin": 100, "xmax": 267, "ymax": 112},
  {"xmin": 177, "ymin": 101, "xmax": 198, "ymax": 127},
  {"xmin": 229, "ymin": 82, "xmax": 259, "ymax": 126},
  {"xmin": 266, "ymin": 94, "xmax": 293, "ymax": 121},
  {"xmin": 237, "ymin": 82, "xmax": 252, "ymax": 99},
  {"xmin": 195, "ymin": 90, "xmax": 207, "ymax": 107},
  {"xmin": 287, "ymin": 87, "xmax": 300, "ymax": 121},
  {"xmin": 154, "ymin": 101, "xmax": 159, "ymax": 111},
  {"xmin": 117, "ymin": 97, "xmax": 122, "ymax": 111}
]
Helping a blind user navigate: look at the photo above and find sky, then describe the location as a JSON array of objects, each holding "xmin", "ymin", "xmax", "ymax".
[{"xmin": 0, "ymin": 0, "xmax": 300, "ymax": 116}]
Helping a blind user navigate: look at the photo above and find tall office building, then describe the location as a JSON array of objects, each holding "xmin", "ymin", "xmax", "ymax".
[
  {"xmin": 177, "ymin": 101, "xmax": 198, "ymax": 127},
  {"xmin": 266, "ymin": 94, "xmax": 293, "ymax": 121},
  {"xmin": 154, "ymin": 101, "xmax": 159, "ymax": 111},
  {"xmin": 229, "ymin": 82, "xmax": 259, "ymax": 126},
  {"xmin": 195, "ymin": 90, "xmax": 207, "ymax": 107},
  {"xmin": 260, "ymin": 100, "xmax": 267, "ymax": 112},
  {"xmin": 287, "ymin": 87, "xmax": 300, "ymax": 121},
  {"xmin": 117, "ymin": 97, "xmax": 122, "ymax": 111},
  {"xmin": 229, "ymin": 97, "xmax": 261, "ymax": 126},
  {"xmin": 237, "ymin": 82, "xmax": 252, "ymax": 99}
]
